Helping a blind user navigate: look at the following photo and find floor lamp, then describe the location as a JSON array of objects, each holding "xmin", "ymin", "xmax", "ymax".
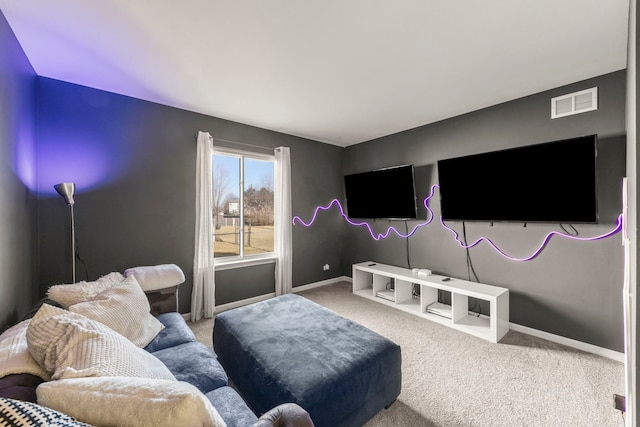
[{"xmin": 54, "ymin": 182, "xmax": 76, "ymax": 283}]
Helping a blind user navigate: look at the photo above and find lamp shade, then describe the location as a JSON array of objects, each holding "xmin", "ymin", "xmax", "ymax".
[{"xmin": 54, "ymin": 182, "xmax": 75, "ymax": 206}]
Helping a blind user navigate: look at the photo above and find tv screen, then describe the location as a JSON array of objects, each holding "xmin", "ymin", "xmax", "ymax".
[
  {"xmin": 344, "ymin": 165, "xmax": 418, "ymax": 220},
  {"xmin": 437, "ymin": 135, "xmax": 598, "ymax": 223}
]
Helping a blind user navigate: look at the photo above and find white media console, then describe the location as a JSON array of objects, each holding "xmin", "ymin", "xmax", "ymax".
[{"xmin": 352, "ymin": 262, "xmax": 509, "ymax": 343}]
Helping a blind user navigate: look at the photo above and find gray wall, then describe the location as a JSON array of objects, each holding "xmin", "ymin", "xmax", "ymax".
[
  {"xmin": 35, "ymin": 78, "xmax": 344, "ymax": 313},
  {"xmin": 0, "ymin": 10, "xmax": 38, "ymax": 330},
  {"xmin": 343, "ymin": 70, "xmax": 627, "ymax": 352},
  {"xmin": 0, "ymin": 7, "xmax": 629, "ymax": 354}
]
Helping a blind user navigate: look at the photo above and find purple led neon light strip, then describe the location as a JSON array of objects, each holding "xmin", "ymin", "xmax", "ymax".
[
  {"xmin": 439, "ymin": 214, "xmax": 623, "ymax": 261},
  {"xmin": 292, "ymin": 184, "xmax": 438, "ymax": 240},
  {"xmin": 292, "ymin": 184, "xmax": 623, "ymax": 261}
]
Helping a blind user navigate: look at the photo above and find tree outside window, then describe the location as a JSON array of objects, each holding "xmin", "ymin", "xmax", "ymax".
[{"xmin": 213, "ymin": 152, "xmax": 274, "ymax": 258}]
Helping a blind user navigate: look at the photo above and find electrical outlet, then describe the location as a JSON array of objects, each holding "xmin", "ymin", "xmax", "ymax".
[
  {"xmin": 614, "ymin": 394, "xmax": 626, "ymax": 413},
  {"xmin": 323, "ymin": 264, "xmax": 330, "ymax": 271}
]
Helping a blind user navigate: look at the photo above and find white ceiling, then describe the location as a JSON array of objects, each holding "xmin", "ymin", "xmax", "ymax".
[{"xmin": 0, "ymin": 1, "xmax": 630, "ymax": 147}]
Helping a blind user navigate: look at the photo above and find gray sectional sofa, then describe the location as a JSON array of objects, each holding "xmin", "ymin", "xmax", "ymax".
[{"xmin": 0, "ymin": 268, "xmax": 314, "ymax": 427}]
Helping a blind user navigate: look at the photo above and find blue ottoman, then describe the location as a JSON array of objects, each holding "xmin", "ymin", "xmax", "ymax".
[{"xmin": 213, "ymin": 294, "xmax": 401, "ymax": 427}]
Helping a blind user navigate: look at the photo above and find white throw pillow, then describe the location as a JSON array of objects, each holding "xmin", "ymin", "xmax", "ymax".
[
  {"xmin": 47, "ymin": 272, "xmax": 125, "ymax": 308},
  {"xmin": 69, "ymin": 276, "xmax": 164, "ymax": 347},
  {"xmin": 124, "ymin": 264, "xmax": 185, "ymax": 292},
  {"xmin": 37, "ymin": 377, "xmax": 227, "ymax": 427},
  {"xmin": 0, "ymin": 320, "xmax": 50, "ymax": 380},
  {"xmin": 26, "ymin": 304, "xmax": 175, "ymax": 381}
]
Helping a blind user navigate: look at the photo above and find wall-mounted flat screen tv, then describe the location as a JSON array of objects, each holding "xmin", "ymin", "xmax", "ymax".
[
  {"xmin": 437, "ymin": 135, "xmax": 598, "ymax": 223},
  {"xmin": 344, "ymin": 165, "xmax": 418, "ymax": 220}
]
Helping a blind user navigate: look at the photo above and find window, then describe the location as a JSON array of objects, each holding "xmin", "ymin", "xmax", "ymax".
[{"xmin": 213, "ymin": 148, "xmax": 275, "ymax": 263}]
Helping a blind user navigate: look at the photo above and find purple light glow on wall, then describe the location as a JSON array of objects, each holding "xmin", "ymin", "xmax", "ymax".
[
  {"xmin": 292, "ymin": 184, "xmax": 622, "ymax": 261},
  {"xmin": 36, "ymin": 137, "xmax": 123, "ymax": 196},
  {"xmin": 14, "ymin": 123, "xmax": 36, "ymax": 191}
]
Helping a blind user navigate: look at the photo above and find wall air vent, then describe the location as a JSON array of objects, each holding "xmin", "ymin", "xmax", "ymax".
[{"xmin": 551, "ymin": 87, "xmax": 598, "ymax": 119}]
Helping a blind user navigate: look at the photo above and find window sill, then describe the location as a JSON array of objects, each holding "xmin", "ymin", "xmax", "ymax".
[{"xmin": 214, "ymin": 254, "xmax": 277, "ymax": 271}]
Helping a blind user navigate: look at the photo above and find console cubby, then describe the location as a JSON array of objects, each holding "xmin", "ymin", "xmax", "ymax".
[{"xmin": 352, "ymin": 262, "xmax": 509, "ymax": 343}]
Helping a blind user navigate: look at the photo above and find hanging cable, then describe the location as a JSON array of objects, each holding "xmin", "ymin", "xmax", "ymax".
[
  {"xmin": 75, "ymin": 234, "xmax": 89, "ymax": 281},
  {"xmin": 462, "ymin": 222, "xmax": 481, "ymax": 316},
  {"xmin": 559, "ymin": 223, "xmax": 579, "ymax": 236},
  {"xmin": 462, "ymin": 222, "xmax": 479, "ymax": 282},
  {"xmin": 405, "ymin": 221, "xmax": 411, "ymax": 269}
]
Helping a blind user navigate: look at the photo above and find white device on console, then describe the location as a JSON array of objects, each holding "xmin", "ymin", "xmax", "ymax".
[
  {"xmin": 416, "ymin": 268, "xmax": 432, "ymax": 277},
  {"xmin": 426, "ymin": 302, "xmax": 452, "ymax": 319},
  {"xmin": 375, "ymin": 290, "xmax": 395, "ymax": 302}
]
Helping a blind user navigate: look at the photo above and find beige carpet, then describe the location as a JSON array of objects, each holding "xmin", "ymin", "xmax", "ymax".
[{"xmin": 188, "ymin": 282, "xmax": 625, "ymax": 427}]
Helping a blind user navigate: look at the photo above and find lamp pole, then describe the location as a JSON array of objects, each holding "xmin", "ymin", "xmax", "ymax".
[
  {"xmin": 54, "ymin": 182, "xmax": 76, "ymax": 283},
  {"xmin": 69, "ymin": 202, "xmax": 76, "ymax": 283}
]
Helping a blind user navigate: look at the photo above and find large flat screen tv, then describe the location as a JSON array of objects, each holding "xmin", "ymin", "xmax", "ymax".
[
  {"xmin": 437, "ymin": 135, "xmax": 598, "ymax": 223},
  {"xmin": 344, "ymin": 165, "xmax": 418, "ymax": 220}
]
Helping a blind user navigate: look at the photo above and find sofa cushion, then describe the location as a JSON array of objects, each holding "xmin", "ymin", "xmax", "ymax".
[
  {"xmin": 254, "ymin": 403, "xmax": 314, "ymax": 427},
  {"xmin": 205, "ymin": 386, "xmax": 258, "ymax": 427},
  {"xmin": 0, "ymin": 374, "xmax": 44, "ymax": 403},
  {"xmin": 47, "ymin": 272, "xmax": 125, "ymax": 308},
  {"xmin": 26, "ymin": 304, "xmax": 175, "ymax": 381},
  {"xmin": 0, "ymin": 397, "xmax": 92, "ymax": 426},
  {"xmin": 151, "ymin": 341, "xmax": 227, "ymax": 393},
  {"xmin": 69, "ymin": 276, "xmax": 164, "ymax": 348},
  {"xmin": 144, "ymin": 312, "xmax": 197, "ymax": 353},
  {"xmin": 37, "ymin": 377, "xmax": 226, "ymax": 427}
]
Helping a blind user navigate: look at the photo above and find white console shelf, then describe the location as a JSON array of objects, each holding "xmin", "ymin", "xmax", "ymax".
[{"xmin": 352, "ymin": 262, "xmax": 509, "ymax": 343}]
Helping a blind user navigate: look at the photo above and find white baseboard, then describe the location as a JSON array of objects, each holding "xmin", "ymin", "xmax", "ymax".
[
  {"xmin": 509, "ymin": 322, "xmax": 624, "ymax": 363},
  {"xmin": 183, "ymin": 295, "xmax": 278, "ymax": 321},
  {"xmin": 292, "ymin": 276, "xmax": 350, "ymax": 293},
  {"xmin": 189, "ymin": 277, "xmax": 622, "ymax": 363},
  {"xmin": 214, "ymin": 292, "xmax": 277, "ymax": 315},
  {"xmin": 198, "ymin": 276, "xmax": 348, "ymax": 318}
]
